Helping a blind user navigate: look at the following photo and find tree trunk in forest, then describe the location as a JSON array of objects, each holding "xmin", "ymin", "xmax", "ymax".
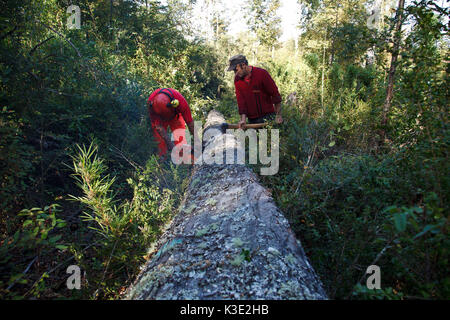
[
  {"xmin": 321, "ymin": 30, "xmax": 326, "ymax": 114},
  {"xmin": 382, "ymin": 0, "xmax": 406, "ymax": 137},
  {"xmin": 329, "ymin": 6, "xmax": 339, "ymax": 65},
  {"xmin": 125, "ymin": 110, "xmax": 328, "ymax": 300},
  {"xmin": 110, "ymin": 0, "xmax": 113, "ymax": 39}
]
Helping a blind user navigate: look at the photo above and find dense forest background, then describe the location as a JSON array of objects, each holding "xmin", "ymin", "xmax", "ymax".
[{"xmin": 0, "ymin": 0, "xmax": 448, "ymax": 299}]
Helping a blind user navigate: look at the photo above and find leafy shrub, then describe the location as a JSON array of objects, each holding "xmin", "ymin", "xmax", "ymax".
[
  {"xmin": 69, "ymin": 143, "xmax": 190, "ymax": 298},
  {"xmin": 267, "ymin": 151, "xmax": 448, "ymax": 299},
  {"xmin": 0, "ymin": 108, "xmax": 34, "ymax": 225},
  {"xmin": 0, "ymin": 204, "xmax": 67, "ymax": 299}
]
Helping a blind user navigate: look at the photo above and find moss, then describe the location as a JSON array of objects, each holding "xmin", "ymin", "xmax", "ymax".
[
  {"xmin": 128, "ymin": 265, "xmax": 174, "ymax": 299},
  {"xmin": 198, "ymin": 242, "xmax": 208, "ymax": 249},
  {"xmin": 232, "ymin": 237, "xmax": 244, "ymax": 247},
  {"xmin": 267, "ymin": 247, "xmax": 281, "ymax": 256},
  {"xmin": 155, "ymin": 238, "xmax": 183, "ymax": 259},
  {"xmin": 230, "ymin": 254, "xmax": 245, "ymax": 266},
  {"xmin": 278, "ymin": 280, "xmax": 301, "ymax": 299},
  {"xmin": 205, "ymin": 198, "xmax": 217, "ymax": 206},
  {"xmin": 285, "ymin": 253, "xmax": 296, "ymax": 265},
  {"xmin": 210, "ymin": 222, "xmax": 219, "ymax": 231},
  {"xmin": 190, "ymin": 178, "xmax": 201, "ymax": 188},
  {"xmin": 195, "ymin": 226, "xmax": 210, "ymax": 237},
  {"xmin": 184, "ymin": 204, "xmax": 196, "ymax": 214},
  {"xmin": 241, "ymin": 248, "xmax": 251, "ymax": 262},
  {"xmin": 195, "ymin": 222, "xmax": 220, "ymax": 237}
]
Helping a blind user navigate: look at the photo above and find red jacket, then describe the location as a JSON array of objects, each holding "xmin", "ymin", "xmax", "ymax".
[{"xmin": 234, "ymin": 66, "xmax": 282, "ymax": 119}]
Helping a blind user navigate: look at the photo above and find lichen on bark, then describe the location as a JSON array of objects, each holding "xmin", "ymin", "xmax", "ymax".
[{"xmin": 125, "ymin": 110, "xmax": 327, "ymax": 300}]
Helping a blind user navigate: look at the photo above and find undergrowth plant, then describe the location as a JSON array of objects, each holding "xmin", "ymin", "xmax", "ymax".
[
  {"xmin": 0, "ymin": 204, "xmax": 67, "ymax": 299},
  {"xmin": 69, "ymin": 143, "xmax": 190, "ymax": 299}
]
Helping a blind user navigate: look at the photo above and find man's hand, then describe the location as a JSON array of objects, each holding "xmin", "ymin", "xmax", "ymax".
[
  {"xmin": 156, "ymin": 125, "xmax": 174, "ymax": 151},
  {"xmin": 275, "ymin": 113, "xmax": 283, "ymax": 124},
  {"xmin": 274, "ymin": 102, "xmax": 283, "ymax": 124},
  {"xmin": 238, "ymin": 114, "xmax": 247, "ymax": 129}
]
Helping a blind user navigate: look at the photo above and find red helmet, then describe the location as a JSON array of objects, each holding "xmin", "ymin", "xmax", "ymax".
[{"xmin": 152, "ymin": 93, "xmax": 176, "ymax": 120}]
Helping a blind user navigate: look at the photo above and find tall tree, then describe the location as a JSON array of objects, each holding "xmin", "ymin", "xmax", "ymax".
[
  {"xmin": 297, "ymin": 0, "xmax": 370, "ymax": 64},
  {"xmin": 381, "ymin": 0, "xmax": 406, "ymax": 136},
  {"xmin": 246, "ymin": 0, "xmax": 282, "ymax": 51},
  {"xmin": 205, "ymin": 0, "xmax": 230, "ymax": 45}
]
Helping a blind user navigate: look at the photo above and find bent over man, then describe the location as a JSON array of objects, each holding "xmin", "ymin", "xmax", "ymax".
[
  {"xmin": 147, "ymin": 88, "xmax": 198, "ymax": 160},
  {"xmin": 227, "ymin": 54, "xmax": 283, "ymax": 128}
]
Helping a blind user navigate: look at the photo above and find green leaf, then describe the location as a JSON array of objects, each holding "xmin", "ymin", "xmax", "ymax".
[
  {"xmin": 55, "ymin": 245, "xmax": 68, "ymax": 250},
  {"xmin": 329, "ymin": 141, "xmax": 336, "ymax": 147},
  {"xmin": 41, "ymin": 231, "xmax": 48, "ymax": 240},
  {"xmin": 32, "ymin": 227, "xmax": 40, "ymax": 236},
  {"xmin": 413, "ymin": 224, "xmax": 438, "ymax": 240},
  {"xmin": 23, "ymin": 220, "xmax": 33, "ymax": 227},
  {"xmin": 393, "ymin": 212, "xmax": 407, "ymax": 232},
  {"xmin": 384, "ymin": 206, "xmax": 400, "ymax": 214},
  {"xmin": 49, "ymin": 235, "xmax": 62, "ymax": 243}
]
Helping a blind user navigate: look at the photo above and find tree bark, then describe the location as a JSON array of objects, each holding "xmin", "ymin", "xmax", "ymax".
[
  {"xmin": 125, "ymin": 110, "xmax": 327, "ymax": 300},
  {"xmin": 382, "ymin": 0, "xmax": 406, "ymax": 132}
]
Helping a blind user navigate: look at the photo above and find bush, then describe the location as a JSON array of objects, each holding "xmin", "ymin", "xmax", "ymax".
[
  {"xmin": 69, "ymin": 143, "xmax": 190, "ymax": 299},
  {"xmin": 0, "ymin": 107, "xmax": 34, "ymax": 226},
  {"xmin": 266, "ymin": 150, "xmax": 448, "ymax": 299},
  {"xmin": 0, "ymin": 204, "xmax": 67, "ymax": 299}
]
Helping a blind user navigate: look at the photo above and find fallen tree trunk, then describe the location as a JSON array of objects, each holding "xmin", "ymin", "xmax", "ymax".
[{"xmin": 125, "ymin": 110, "xmax": 327, "ymax": 300}]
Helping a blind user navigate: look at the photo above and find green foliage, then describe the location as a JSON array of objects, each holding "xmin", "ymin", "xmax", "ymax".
[
  {"xmin": 0, "ymin": 204, "xmax": 67, "ymax": 299},
  {"xmin": 266, "ymin": 144, "xmax": 448, "ymax": 299},
  {"xmin": 71, "ymin": 143, "xmax": 120, "ymax": 239},
  {"xmin": 1, "ymin": 0, "xmax": 223, "ymax": 299},
  {"xmin": 304, "ymin": 53, "xmax": 320, "ymax": 71},
  {"xmin": 0, "ymin": 107, "xmax": 34, "ymax": 221},
  {"xmin": 259, "ymin": 18, "xmax": 448, "ymax": 296},
  {"xmin": 353, "ymin": 283, "xmax": 404, "ymax": 300},
  {"xmin": 1, "ymin": 0, "xmax": 447, "ymax": 301},
  {"xmin": 331, "ymin": 23, "xmax": 373, "ymax": 64},
  {"xmin": 377, "ymin": 199, "xmax": 449, "ymax": 299},
  {"xmin": 246, "ymin": 0, "xmax": 282, "ymax": 49},
  {"xmin": 69, "ymin": 143, "xmax": 190, "ymax": 298},
  {"xmin": 328, "ymin": 63, "xmax": 378, "ymax": 101}
]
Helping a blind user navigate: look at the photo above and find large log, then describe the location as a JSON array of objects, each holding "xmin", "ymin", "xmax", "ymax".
[{"xmin": 125, "ymin": 110, "xmax": 327, "ymax": 300}]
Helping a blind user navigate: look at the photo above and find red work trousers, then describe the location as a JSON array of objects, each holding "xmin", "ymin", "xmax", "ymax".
[{"xmin": 151, "ymin": 115, "xmax": 188, "ymax": 157}]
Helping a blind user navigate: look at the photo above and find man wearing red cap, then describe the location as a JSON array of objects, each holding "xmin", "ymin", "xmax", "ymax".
[
  {"xmin": 227, "ymin": 55, "xmax": 283, "ymax": 128},
  {"xmin": 147, "ymin": 88, "xmax": 198, "ymax": 160}
]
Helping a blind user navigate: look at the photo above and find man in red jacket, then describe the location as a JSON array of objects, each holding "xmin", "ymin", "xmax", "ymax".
[
  {"xmin": 147, "ymin": 88, "xmax": 199, "ymax": 161},
  {"xmin": 227, "ymin": 55, "xmax": 283, "ymax": 128}
]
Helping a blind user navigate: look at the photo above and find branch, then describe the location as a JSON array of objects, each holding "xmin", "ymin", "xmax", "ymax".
[
  {"xmin": 29, "ymin": 36, "xmax": 55, "ymax": 56},
  {"xmin": 35, "ymin": 20, "xmax": 98, "ymax": 81},
  {"xmin": 36, "ymin": 20, "xmax": 82, "ymax": 58},
  {"xmin": 23, "ymin": 241, "xmax": 99, "ymax": 298},
  {"xmin": 109, "ymin": 144, "xmax": 144, "ymax": 171},
  {"xmin": 45, "ymin": 88, "xmax": 77, "ymax": 97},
  {"xmin": 347, "ymin": 237, "xmax": 395, "ymax": 299},
  {"xmin": 6, "ymin": 256, "xmax": 38, "ymax": 290}
]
